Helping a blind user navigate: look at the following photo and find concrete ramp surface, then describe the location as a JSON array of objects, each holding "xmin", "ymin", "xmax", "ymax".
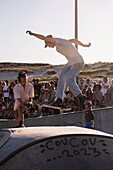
[{"xmin": 0, "ymin": 127, "xmax": 113, "ymax": 170}]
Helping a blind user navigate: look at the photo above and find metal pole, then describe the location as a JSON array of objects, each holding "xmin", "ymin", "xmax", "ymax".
[
  {"xmin": 75, "ymin": 0, "xmax": 79, "ymax": 84},
  {"xmin": 75, "ymin": 0, "xmax": 78, "ymax": 50}
]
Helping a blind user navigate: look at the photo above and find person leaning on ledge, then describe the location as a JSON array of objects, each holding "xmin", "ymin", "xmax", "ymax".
[{"xmin": 13, "ymin": 71, "xmax": 34, "ymax": 127}]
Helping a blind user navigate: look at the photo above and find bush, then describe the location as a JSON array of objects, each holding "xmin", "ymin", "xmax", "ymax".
[{"xmin": 46, "ymin": 69, "xmax": 57, "ymax": 75}]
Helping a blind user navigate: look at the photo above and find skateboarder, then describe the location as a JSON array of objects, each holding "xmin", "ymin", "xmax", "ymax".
[
  {"xmin": 26, "ymin": 30, "xmax": 91, "ymax": 106},
  {"xmin": 14, "ymin": 71, "xmax": 34, "ymax": 127}
]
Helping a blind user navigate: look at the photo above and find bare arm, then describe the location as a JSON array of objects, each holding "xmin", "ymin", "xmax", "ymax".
[
  {"xmin": 26, "ymin": 31, "xmax": 46, "ymax": 40},
  {"xmin": 69, "ymin": 38, "xmax": 91, "ymax": 47},
  {"xmin": 26, "ymin": 30, "xmax": 56, "ymax": 44}
]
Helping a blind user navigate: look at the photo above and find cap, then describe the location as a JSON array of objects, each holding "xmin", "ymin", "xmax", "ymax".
[{"xmin": 18, "ymin": 71, "xmax": 26, "ymax": 78}]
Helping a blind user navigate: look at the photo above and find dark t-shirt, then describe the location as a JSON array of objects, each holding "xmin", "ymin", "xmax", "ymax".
[
  {"xmin": 34, "ymin": 84, "xmax": 42, "ymax": 96},
  {"xmin": 85, "ymin": 109, "xmax": 94, "ymax": 122},
  {"xmin": 9, "ymin": 86, "xmax": 14, "ymax": 95}
]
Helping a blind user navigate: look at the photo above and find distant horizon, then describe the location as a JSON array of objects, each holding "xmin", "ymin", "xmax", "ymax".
[{"xmin": 0, "ymin": 60, "xmax": 113, "ymax": 65}]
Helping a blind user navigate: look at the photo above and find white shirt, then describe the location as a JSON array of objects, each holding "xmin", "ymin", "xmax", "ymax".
[
  {"xmin": 3, "ymin": 85, "xmax": 9, "ymax": 97},
  {"xmin": 101, "ymin": 82, "xmax": 110, "ymax": 96},
  {"xmin": 14, "ymin": 82, "xmax": 34, "ymax": 110},
  {"xmin": 54, "ymin": 38, "xmax": 84, "ymax": 66}
]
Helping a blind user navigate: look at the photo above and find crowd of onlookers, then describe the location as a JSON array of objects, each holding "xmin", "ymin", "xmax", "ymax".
[{"xmin": 0, "ymin": 76, "xmax": 113, "ymax": 119}]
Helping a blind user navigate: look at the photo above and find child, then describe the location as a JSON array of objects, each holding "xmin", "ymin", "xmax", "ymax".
[{"xmin": 83, "ymin": 101, "xmax": 94, "ymax": 129}]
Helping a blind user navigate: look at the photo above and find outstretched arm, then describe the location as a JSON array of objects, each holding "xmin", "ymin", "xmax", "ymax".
[
  {"xmin": 69, "ymin": 38, "xmax": 91, "ymax": 47},
  {"xmin": 26, "ymin": 30, "xmax": 56, "ymax": 44},
  {"xmin": 26, "ymin": 31, "xmax": 46, "ymax": 40}
]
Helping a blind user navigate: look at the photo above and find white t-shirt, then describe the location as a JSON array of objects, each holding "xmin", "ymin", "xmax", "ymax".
[
  {"xmin": 14, "ymin": 82, "xmax": 34, "ymax": 110},
  {"xmin": 3, "ymin": 85, "xmax": 9, "ymax": 97},
  {"xmin": 54, "ymin": 38, "xmax": 84, "ymax": 65},
  {"xmin": 101, "ymin": 82, "xmax": 110, "ymax": 96}
]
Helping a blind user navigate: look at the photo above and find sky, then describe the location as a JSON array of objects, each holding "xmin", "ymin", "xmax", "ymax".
[{"xmin": 0, "ymin": 0, "xmax": 113, "ymax": 65}]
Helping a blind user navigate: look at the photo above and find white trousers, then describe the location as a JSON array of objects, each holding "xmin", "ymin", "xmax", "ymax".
[{"xmin": 56, "ymin": 62, "xmax": 84, "ymax": 99}]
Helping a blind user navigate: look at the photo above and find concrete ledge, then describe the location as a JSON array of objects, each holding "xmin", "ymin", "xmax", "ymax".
[{"xmin": 0, "ymin": 107, "xmax": 113, "ymax": 135}]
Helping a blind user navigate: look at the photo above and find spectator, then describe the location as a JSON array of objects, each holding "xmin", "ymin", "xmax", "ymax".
[
  {"xmin": 3, "ymin": 80, "xmax": 9, "ymax": 102},
  {"xmin": 79, "ymin": 78, "xmax": 84, "ymax": 92},
  {"xmin": 32, "ymin": 78, "xmax": 41, "ymax": 100},
  {"xmin": 68, "ymin": 99, "xmax": 80, "ymax": 111},
  {"xmin": 100, "ymin": 77, "xmax": 110, "ymax": 99},
  {"xmin": 92, "ymin": 81, "xmax": 97, "ymax": 91},
  {"xmin": 92, "ymin": 99, "xmax": 100, "ymax": 109},
  {"xmin": 32, "ymin": 79, "xmax": 38, "ymax": 100},
  {"xmin": 68, "ymin": 100, "xmax": 77, "ymax": 111},
  {"xmin": 9, "ymin": 82, "xmax": 15, "ymax": 100},
  {"xmin": 83, "ymin": 77, "xmax": 92, "ymax": 89},
  {"xmin": 93, "ymin": 84, "xmax": 103, "ymax": 107},
  {"xmin": 49, "ymin": 85, "xmax": 56, "ymax": 104},
  {"xmin": 36, "ymin": 79, "xmax": 42, "ymax": 97},
  {"xmin": 43, "ymin": 82, "xmax": 50, "ymax": 90},
  {"xmin": 0, "ymin": 81, "xmax": 3, "ymax": 99},
  {"xmin": 82, "ymin": 85, "xmax": 88, "ymax": 95},
  {"xmin": 104, "ymin": 87, "xmax": 112, "ymax": 107},
  {"xmin": 43, "ymin": 89, "xmax": 50, "ymax": 105},
  {"xmin": 50, "ymin": 81, "xmax": 55, "ymax": 86},
  {"xmin": 86, "ymin": 87, "xmax": 93, "ymax": 102},
  {"xmin": 54, "ymin": 79, "xmax": 58, "ymax": 91},
  {"xmin": 2, "ymin": 81, "xmax": 5, "ymax": 88},
  {"xmin": 37, "ymin": 88, "xmax": 45, "ymax": 104},
  {"xmin": 110, "ymin": 79, "xmax": 113, "ymax": 106},
  {"xmin": 66, "ymin": 89, "xmax": 75, "ymax": 103},
  {"xmin": 6, "ymin": 98, "xmax": 10, "ymax": 109},
  {"xmin": 5, "ymin": 99, "xmax": 15, "ymax": 119}
]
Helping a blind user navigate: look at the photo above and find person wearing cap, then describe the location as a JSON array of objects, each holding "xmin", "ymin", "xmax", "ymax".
[
  {"xmin": 26, "ymin": 30, "xmax": 91, "ymax": 106},
  {"xmin": 14, "ymin": 71, "xmax": 34, "ymax": 127},
  {"xmin": 83, "ymin": 77, "xmax": 92, "ymax": 89}
]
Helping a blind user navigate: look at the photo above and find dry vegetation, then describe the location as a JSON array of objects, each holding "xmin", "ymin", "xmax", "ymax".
[{"xmin": 0, "ymin": 61, "xmax": 113, "ymax": 83}]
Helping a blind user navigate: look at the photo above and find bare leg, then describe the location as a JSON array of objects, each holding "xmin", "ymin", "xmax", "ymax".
[
  {"xmin": 18, "ymin": 107, "xmax": 24, "ymax": 122},
  {"xmin": 15, "ymin": 110, "xmax": 19, "ymax": 125},
  {"xmin": 16, "ymin": 106, "xmax": 24, "ymax": 127}
]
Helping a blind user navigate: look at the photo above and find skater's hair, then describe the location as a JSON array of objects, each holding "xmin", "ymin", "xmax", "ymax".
[
  {"xmin": 45, "ymin": 35, "xmax": 53, "ymax": 48},
  {"xmin": 18, "ymin": 71, "xmax": 27, "ymax": 83}
]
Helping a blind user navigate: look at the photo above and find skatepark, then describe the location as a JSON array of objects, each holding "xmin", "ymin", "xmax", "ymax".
[
  {"xmin": 1, "ymin": 0, "xmax": 113, "ymax": 169},
  {"xmin": 0, "ymin": 106, "xmax": 113, "ymax": 134}
]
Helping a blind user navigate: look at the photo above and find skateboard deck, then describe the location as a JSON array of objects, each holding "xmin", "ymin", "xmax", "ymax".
[{"xmin": 42, "ymin": 104, "xmax": 72, "ymax": 112}]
